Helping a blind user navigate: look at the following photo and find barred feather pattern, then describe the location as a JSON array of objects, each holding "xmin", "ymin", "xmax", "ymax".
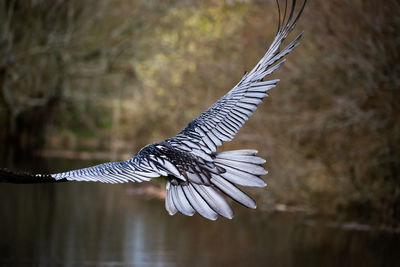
[
  {"xmin": 169, "ymin": 0, "xmax": 306, "ymax": 155},
  {"xmin": 165, "ymin": 148, "xmax": 267, "ymax": 220}
]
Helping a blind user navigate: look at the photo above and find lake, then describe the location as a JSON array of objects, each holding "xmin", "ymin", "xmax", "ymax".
[{"xmin": 0, "ymin": 158, "xmax": 399, "ymax": 267}]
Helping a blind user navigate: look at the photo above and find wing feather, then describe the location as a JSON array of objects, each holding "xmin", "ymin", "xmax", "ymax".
[
  {"xmin": 51, "ymin": 155, "xmax": 164, "ymax": 183},
  {"xmin": 168, "ymin": 0, "xmax": 306, "ymax": 154}
]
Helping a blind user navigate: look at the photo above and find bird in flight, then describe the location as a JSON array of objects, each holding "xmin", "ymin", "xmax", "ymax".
[{"xmin": 0, "ymin": 0, "xmax": 306, "ymax": 220}]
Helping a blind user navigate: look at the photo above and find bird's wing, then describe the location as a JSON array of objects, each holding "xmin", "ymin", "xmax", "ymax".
[
  {"xmin": 50, "ymin": 154, "xmax": 165, "ymax": 183},
  {"xmin": 169, "ymin": 0, "xmax": 306, "ymax": 154},
  {"xmin": 0, "ymin": 152, "xmax": 169, "ymax": 184},
  {"xmin": 0, "ymin": 144, "xmax": 197, "ymax": 184}
]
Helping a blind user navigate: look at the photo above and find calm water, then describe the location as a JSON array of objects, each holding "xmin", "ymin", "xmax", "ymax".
[{"xmin": 0, "ymin": 158, "xmax": 399, "ymax": 267}]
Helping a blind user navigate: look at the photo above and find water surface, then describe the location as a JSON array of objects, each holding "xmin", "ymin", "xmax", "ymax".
[{"xmin": 0, "ymin": 158, "xmax": 399, "ymax": 266}]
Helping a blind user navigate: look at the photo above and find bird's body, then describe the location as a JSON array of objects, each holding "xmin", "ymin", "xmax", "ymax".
[{"xmin": 0, "ymin": 0, "xmax": 307, "ymax": 220}]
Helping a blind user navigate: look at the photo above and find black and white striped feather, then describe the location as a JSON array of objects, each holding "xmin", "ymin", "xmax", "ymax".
[{"xmin": 168, "ymin": 0, "xmax": 306, "ymax": 156}]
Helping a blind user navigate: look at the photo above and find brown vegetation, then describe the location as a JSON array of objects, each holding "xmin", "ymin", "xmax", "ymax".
[{"xmin": 0, "ymin": 0, "xmax": 399, "ymax": 225}]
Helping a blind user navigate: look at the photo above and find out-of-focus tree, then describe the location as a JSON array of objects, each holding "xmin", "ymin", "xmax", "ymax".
[
  {"xmin": 308, "ymin": 0, "xmax": 400, "ymax": 224},
  {"xmin": 0, "ymin": 0, "xmax": 143, "ymax": 162},
  {"xmin": 124, "ymin": 0, "xmax": 251, "ymax": 145},
  {"xmin": 257, "ymin": 0, "xmax": 400, "ymax": 224},
  {"xmin": 1, "ymin": 0, "xmax": 399, "ymax": 225}
]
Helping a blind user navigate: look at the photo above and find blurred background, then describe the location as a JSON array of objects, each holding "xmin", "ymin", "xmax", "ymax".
[{"xmin": 0, "ymin": 0, "xmax": 399, "ymax": 266}]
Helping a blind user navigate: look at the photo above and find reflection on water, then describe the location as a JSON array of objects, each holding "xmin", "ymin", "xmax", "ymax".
[{"xmin": 0, "ymin": 158, "xmax": 399, "ymax": 267}]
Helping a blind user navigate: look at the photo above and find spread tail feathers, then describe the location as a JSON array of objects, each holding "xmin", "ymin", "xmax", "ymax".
[{"xmin": 165, "ymin": 149, "xmax": 267, "ymax": 220}]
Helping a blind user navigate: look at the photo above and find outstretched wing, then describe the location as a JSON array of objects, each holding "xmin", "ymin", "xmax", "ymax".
[
  {"xmin": 169, "ymin": 0, "xmax": 306, "ymax": 155},
  {"xmin": 0, "ymin": 152, "xmax": 168, "ymax": 184},
  {"xmin": 51, "ymin": 150, "xmax": 174, "ymax": 183},
  {"xmin": 50, "ymin": 156, "xmax": 162, "ymax": 183}
]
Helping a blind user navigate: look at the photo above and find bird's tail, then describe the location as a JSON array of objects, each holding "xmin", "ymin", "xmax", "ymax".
[
  {"xmin": 165, "ymin": 149, "xmax": 267, "ymax": 220},
  {"xmin": 212, "ymin": 149, "xmax": 267, "ymax": 189}
]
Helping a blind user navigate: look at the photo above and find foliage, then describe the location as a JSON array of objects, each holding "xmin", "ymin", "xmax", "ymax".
[{"xmin": 1, "ymin": 0, "xmax": 399, "ymax": 225}]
